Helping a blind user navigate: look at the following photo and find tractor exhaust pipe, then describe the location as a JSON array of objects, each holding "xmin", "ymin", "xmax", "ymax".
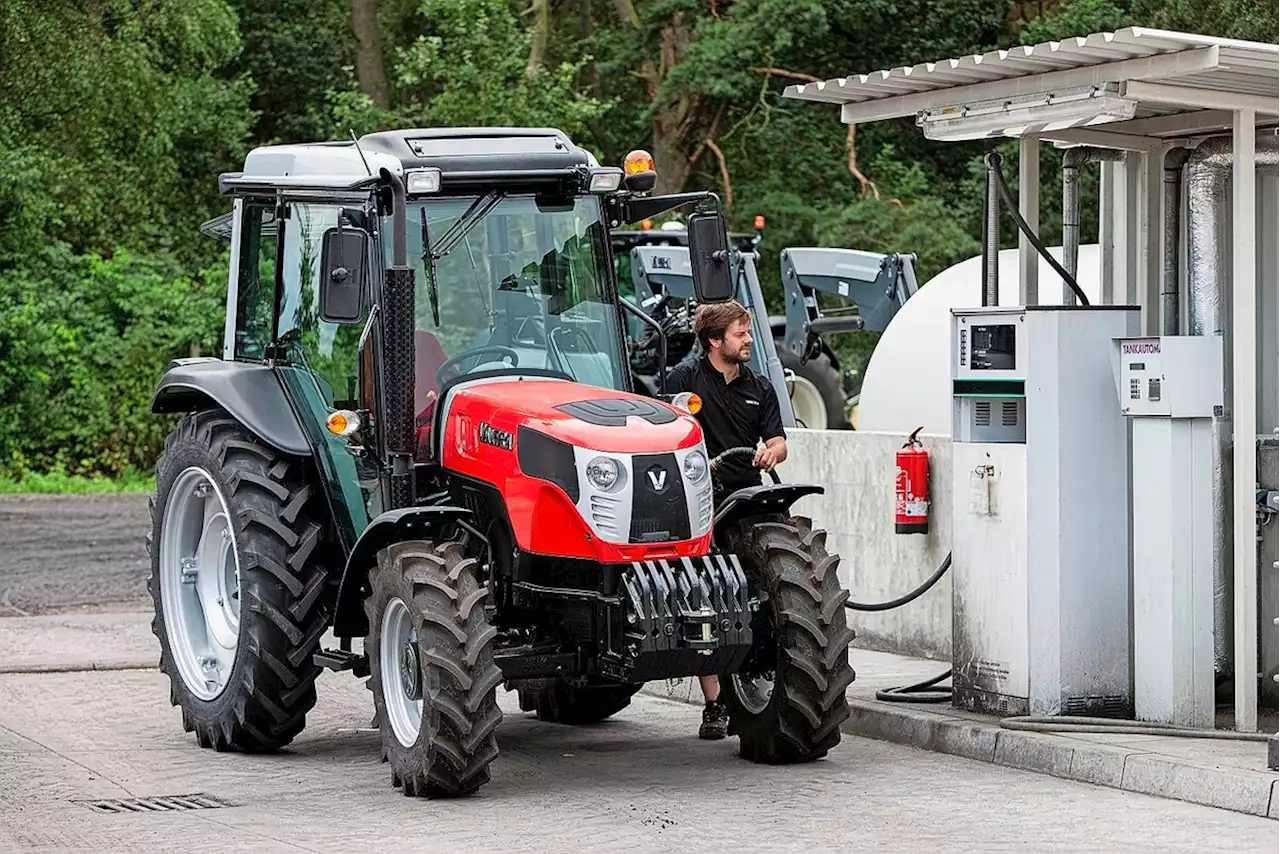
[{"xmin": 380, "ymin": 168, "xmax": 416, "ymax": 509}]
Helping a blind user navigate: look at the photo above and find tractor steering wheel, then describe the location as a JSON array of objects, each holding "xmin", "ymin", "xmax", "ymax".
[
  {"xmin": 710, "ymin": 446, "xmax": 783, "ymax": 484},
  {"xmin": 436, "ymin": 345, "xmax": 520, "ymax": 387}
]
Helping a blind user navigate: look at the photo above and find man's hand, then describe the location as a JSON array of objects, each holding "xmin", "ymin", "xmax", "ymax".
[{"xmin": 753, "ymin": 437, "xmax": 787, "ymax": 471}]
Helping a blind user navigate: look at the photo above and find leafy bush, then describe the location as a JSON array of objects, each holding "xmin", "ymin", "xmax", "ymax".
[{"xmin": 0, "ymin": 246, "xmax": 227, "ymax": 478}]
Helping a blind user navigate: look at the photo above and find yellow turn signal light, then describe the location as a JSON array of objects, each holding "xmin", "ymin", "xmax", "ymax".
[
  {"xmin": 641, "ymin": 218, "xmax": 653, "ymax": 230},
  {"xmin": 326, "ymin": 409, "xmax": 361, "ymax": 437},
  {"xmin": 624, "ymin": 149, "xmax": 656, "ymax": 175},
  {"xmin": 672, "ymin": 392, "xmax": 702, "ymax": 415}
]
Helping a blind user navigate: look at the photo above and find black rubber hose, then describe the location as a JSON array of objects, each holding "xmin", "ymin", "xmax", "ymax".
[
  {"xmin": 874, "ymin": 669, "xmax": 953, "ymax": 704},
  {"xmin": 845, "ymin": 552, "xmax": 951, "ymax": 612},
  {"xmin": 985, "ymin": 152, "xmax": 1092, "ymax": 307},
  {"xmin": 709, "ymin": 446, "xmax": 782, "ymax": 484}
]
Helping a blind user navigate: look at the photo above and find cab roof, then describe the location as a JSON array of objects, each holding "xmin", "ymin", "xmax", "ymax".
[{"xmin": 218, "ymin": 127, "xmax": 600, "ymax": 195}]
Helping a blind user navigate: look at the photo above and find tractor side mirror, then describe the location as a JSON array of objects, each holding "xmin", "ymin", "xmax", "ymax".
[
  {"xmin": 687, "ymin": 210, "xmax": 734, "ymax": 303},
  {"xmin": 319, "ymin": 223, "xmax": 369, "ymax": 324}
]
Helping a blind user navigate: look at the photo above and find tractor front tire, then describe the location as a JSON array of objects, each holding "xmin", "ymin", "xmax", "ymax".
[
  {"xmin": 366, "ymin": 539, "xmax": 503, "ymax": 798},
  {"xmin": 148, "ymin": 410, "xmax": 330, "ymax": 753},
  {"xmin": 521, "ymin": 680, "xmax": 641, "ymax": 725},
  {"xmin": 721, "ymin": 516, "xmax": 857, "ymax": 763}
]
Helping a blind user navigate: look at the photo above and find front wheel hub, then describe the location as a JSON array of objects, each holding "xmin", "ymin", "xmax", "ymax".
[{"xmin": 399, "ymin": 641, "xmax": 422, "ymax": 702}]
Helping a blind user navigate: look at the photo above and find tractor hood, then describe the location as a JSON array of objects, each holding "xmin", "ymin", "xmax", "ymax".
[{"xmin": 444, "ymin": 377, "xmax": 702, "ymax": 454}]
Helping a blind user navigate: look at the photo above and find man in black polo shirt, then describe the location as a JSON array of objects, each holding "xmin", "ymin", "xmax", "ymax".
[{"xmin": 665, "ymin": 299, "xmax": 788, "ymax": 740}]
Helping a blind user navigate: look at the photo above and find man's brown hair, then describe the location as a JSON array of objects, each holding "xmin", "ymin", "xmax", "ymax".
[{"xmin": 693, "ymin": 300, "xmax": 751, "ymax": 351}]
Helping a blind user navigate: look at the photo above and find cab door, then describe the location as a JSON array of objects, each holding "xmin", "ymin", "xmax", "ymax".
[{"xmin": 270, "ymin": 196, "xmax": 382, "ymax": 549}]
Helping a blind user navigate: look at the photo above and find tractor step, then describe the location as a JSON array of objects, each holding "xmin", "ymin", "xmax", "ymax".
[{"xmin": 314, "ymin": 648, "xmax": 369, "ymax": 677}]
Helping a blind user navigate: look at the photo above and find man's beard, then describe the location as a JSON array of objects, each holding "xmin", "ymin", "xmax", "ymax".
[{"xmin": 726, "ymin": 344, "xmax": 751, "ymax": 364}]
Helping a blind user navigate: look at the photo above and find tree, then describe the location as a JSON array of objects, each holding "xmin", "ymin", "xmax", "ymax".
[{"xmin": 349, "ymin": 0, "xmax": 391, "ymax": 109}]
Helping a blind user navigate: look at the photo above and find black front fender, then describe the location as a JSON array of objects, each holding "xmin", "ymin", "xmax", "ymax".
[
  {"xmin": 150, "ymin": 358, "xmax": 310, "ymax": 457},
  {"xmin": 332, "ymin": 505, "xmax": 473, "ymax": 637},
  {"xmin": 713, "ymin": 483, "xmax": 824, "ymax": 533}
]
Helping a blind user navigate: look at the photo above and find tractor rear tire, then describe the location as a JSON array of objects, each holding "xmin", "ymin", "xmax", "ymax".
[
  {"xmin": 721, "ymin": 516, "xmax": 857, "ymax": 764},
  {"xmin": 147, "ymin": 409, "xmax": 331, "ymax": 753},
  {"xmin": 366, "ymin": 539, "xmax": 503, "ymax": 798},
  {"xmin": 778, "ymin": 345, "xmax": 849, "ymax": 431},
  {"xmin": 522, "ymin": 680, "xmax": 641, "ymax": 724}
]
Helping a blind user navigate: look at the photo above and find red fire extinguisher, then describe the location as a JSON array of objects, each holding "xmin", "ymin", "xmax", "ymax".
[{"xmin": 895, "ymin": 426, "xmax": 929, "ymax": 535}]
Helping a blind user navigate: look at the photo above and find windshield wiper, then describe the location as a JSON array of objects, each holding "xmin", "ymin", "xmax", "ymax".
[
  {"xmin": 419, "ymin": 208, "xmax": 440, "ymax": 326},
  {"xmin": 431, "ymin": 190, "xmax": 505, "ymax": 260}
]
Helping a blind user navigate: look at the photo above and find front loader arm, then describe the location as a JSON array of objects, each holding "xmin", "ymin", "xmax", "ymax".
[{"xmin": 779, "ymin": 248, "xmax": 919, "ymax": 362}]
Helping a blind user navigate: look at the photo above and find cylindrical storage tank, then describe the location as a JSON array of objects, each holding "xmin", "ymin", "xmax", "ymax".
[{"xmin": 856, "ymin": 245, "xmax": 1104, "ymax": 437}]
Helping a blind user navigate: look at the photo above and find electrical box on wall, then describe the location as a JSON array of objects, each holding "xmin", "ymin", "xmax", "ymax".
[
  {"xmin": 1111, "ymin": 334, "xmax": 1225, "ymax": 418},
  {"xmin": 950, "ymin": 305, "xmax": 1141, "ymax": 718}
]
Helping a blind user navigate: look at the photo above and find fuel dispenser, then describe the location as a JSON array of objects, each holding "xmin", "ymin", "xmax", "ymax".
[
  {"xmin": 1112, "ymin": 334, "xmax": 1225, "ymax": 728},
  {"xmin": 950, "ymin": 305, "xmax": 1140, "ymax": 717}
]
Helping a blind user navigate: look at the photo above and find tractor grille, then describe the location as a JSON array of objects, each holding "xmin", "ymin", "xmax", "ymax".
[
  {"xmin": 629, "ymin": 453, "xmax": 690, "ymax": 543},
  {"xmin": 590, "ymin": 494, "xmax": 624, "ymax": 540}
]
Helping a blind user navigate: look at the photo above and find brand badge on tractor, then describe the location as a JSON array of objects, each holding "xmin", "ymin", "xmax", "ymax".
[
  {"xmin": 646, "ymin": 467, "xmax": 668, "ymax": 492},
  {"xmin": 478, "ymin": 423, "xmax": 513, "ymax": 451}
]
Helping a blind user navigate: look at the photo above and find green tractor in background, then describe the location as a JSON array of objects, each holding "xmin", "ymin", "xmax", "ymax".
[{"xmin": 612, "ymin": 219, "xmax": 919, "ymax": 431}]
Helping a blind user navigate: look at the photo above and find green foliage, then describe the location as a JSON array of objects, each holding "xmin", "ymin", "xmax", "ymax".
[
  {"xmin": 1, "ymin": 0, "xmax": 1269, "ymax": 485},
  {"xmin": 0, "ymin": 468, "xmax": 155, "ymax": 495},
  {"xmin": 0, "ymin": 246, "xmax": 227, "ymax": 478},
  {"xmin": 0, "ymin": 0, "xmax": 253, "ymax": 265},
  {"xmin": 326, "ymin": 0, "xmax": 611, "ymax": 141}
]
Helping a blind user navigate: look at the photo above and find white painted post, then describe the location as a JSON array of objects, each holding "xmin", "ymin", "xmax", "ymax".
[
  {"xmin": 1019, "ymin": 135, "xmax": 1040, "ymax": 306},
  {"xmin": 223, "ymin": 198, "xmax": 245, "ymax": 361},
  {"xmin": 1124, "ymin": 156, "xmax": 1144, "ymax": 306},
  {"xmin": 1100, "ymin": 161, "xmax": 1117, "ymax": 304},
  {"xmin": 1232, "ymin": 108, "xmax": 1258, "ymax": 732}
]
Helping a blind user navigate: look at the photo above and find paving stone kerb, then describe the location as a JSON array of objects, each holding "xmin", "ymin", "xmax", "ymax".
[{"xmin": 638, "ymin": 681, "xmax": 1280, "ymax": 820}]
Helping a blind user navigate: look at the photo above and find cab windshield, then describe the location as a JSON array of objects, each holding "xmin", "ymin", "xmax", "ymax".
[{"xmin": 395, "ymin": 194, "xmax": 627, "ymax": 395}]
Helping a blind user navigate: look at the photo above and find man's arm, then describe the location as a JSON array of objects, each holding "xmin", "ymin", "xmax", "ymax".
[{"xmin": 753, "ymin": 382, "xmax": 788, "ymax": 471}]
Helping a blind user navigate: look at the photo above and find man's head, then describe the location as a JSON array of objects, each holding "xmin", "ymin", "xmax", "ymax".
[{"xmin": 694, "ymin": 300, "xmax": 753, "ymax": 365}]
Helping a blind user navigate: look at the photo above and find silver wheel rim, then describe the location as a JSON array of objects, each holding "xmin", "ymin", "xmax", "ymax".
[
  {"xmin": 159, "ymin": 467, "xmax": 241, "ymax": 701},
  {"xmin": 732, "ymin": 670, "xmax": 775, "ymax": 715},
  {"xmin": 788, "ymin": 376, "xmax": 829, "ymax": 430},
  {"xmin": 381, "ymin": 597, "xmax": 423, "ymax": 748}
]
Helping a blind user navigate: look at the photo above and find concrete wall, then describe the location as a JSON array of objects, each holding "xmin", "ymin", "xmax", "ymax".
[{"xmin": 775, "ymin": 429, "xmax": 953, "ymax": 660}]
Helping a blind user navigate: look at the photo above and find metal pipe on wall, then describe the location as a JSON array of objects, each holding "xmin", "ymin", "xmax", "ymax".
[
  {"xmin": 1184, "ymin": 131, "xmax": 1279, "ymax": 682},
  {"xmin": 1162, "ymin": 148, "xmax": 1191, "ymax": 335},
  {"xmin": 1062, "ymin": 148, "xmax": 1126, "ymax": 306}
]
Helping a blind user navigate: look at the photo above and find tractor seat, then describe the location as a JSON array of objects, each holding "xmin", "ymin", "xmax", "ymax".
[{"xmin": 413, "ymin": 330, "xmax": 448, "ymax": 459}]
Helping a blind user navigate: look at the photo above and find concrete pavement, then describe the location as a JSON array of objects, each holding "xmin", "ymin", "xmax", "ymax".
[
  {"xmin": 643, "ymin": 647, "xmax": 1280, "ymax": 820},
  {"xmin": 1, "ymin": 611, "xmax": 1276, "ymax": 853}
]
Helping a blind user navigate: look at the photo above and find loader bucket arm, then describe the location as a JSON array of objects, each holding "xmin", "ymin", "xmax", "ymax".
[{"xmin": 779, "ymin": 248, "xmax": 919, "ymax": 360}]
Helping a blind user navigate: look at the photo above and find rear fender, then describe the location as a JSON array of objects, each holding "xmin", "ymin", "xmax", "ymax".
[
  {"xmin": 150, "ymin": 358, "xmax": 310, "ymax": 457},
  {"xmin": 332, "ymin": 505, "xmax": 473, "ymax": 637},
  {"xmin": 713, "ymin": 483, "xmax": 824, "ymax": 534}
]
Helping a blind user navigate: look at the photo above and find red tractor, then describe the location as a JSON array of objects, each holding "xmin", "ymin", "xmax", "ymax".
[{"xmin": 148, "ymin": 128, "xmax": 856, "ymax": 797}]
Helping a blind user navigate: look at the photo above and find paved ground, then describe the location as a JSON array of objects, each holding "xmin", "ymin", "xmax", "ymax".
[
  {"xmin": 1, "ymin": 667, "xmax": 1275, "ymax": 854},
  {"xmin": 1, "ymin": 495, "xmax": 1276, "ymax": 852},
  {"xmin": 0, "ymin": 494, "xmax": 151, "ymax": 616}
]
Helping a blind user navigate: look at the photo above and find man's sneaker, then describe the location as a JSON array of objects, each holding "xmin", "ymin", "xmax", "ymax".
[{"xmin": 699, "ymin": 700, "xmax": 729, "ymax": 740}]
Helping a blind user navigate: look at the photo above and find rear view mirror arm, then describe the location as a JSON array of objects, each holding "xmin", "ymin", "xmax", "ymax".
[{"xmin": 616, "ymin": 191, "xmax": 722, "ymax": 226}]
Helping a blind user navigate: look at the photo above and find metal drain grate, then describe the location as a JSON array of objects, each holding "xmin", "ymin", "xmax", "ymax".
[{"xmin": 77, "ymin": 793, "xmax": 234, "ymax": 814}]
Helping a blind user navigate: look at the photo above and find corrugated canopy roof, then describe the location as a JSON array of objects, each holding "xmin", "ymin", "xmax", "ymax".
[{"xmin": 783, "ymin": 28, "xmax": 1278, "ymax": 140}]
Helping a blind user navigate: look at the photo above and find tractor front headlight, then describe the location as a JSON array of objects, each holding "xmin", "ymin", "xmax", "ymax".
[
  {"xmin": 683, "ymin": 449, "xmax": 708, "ymax": 483},
  {"xmin": 585, "ymin": 456, "xmax": 621, "ymax": 490}
]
